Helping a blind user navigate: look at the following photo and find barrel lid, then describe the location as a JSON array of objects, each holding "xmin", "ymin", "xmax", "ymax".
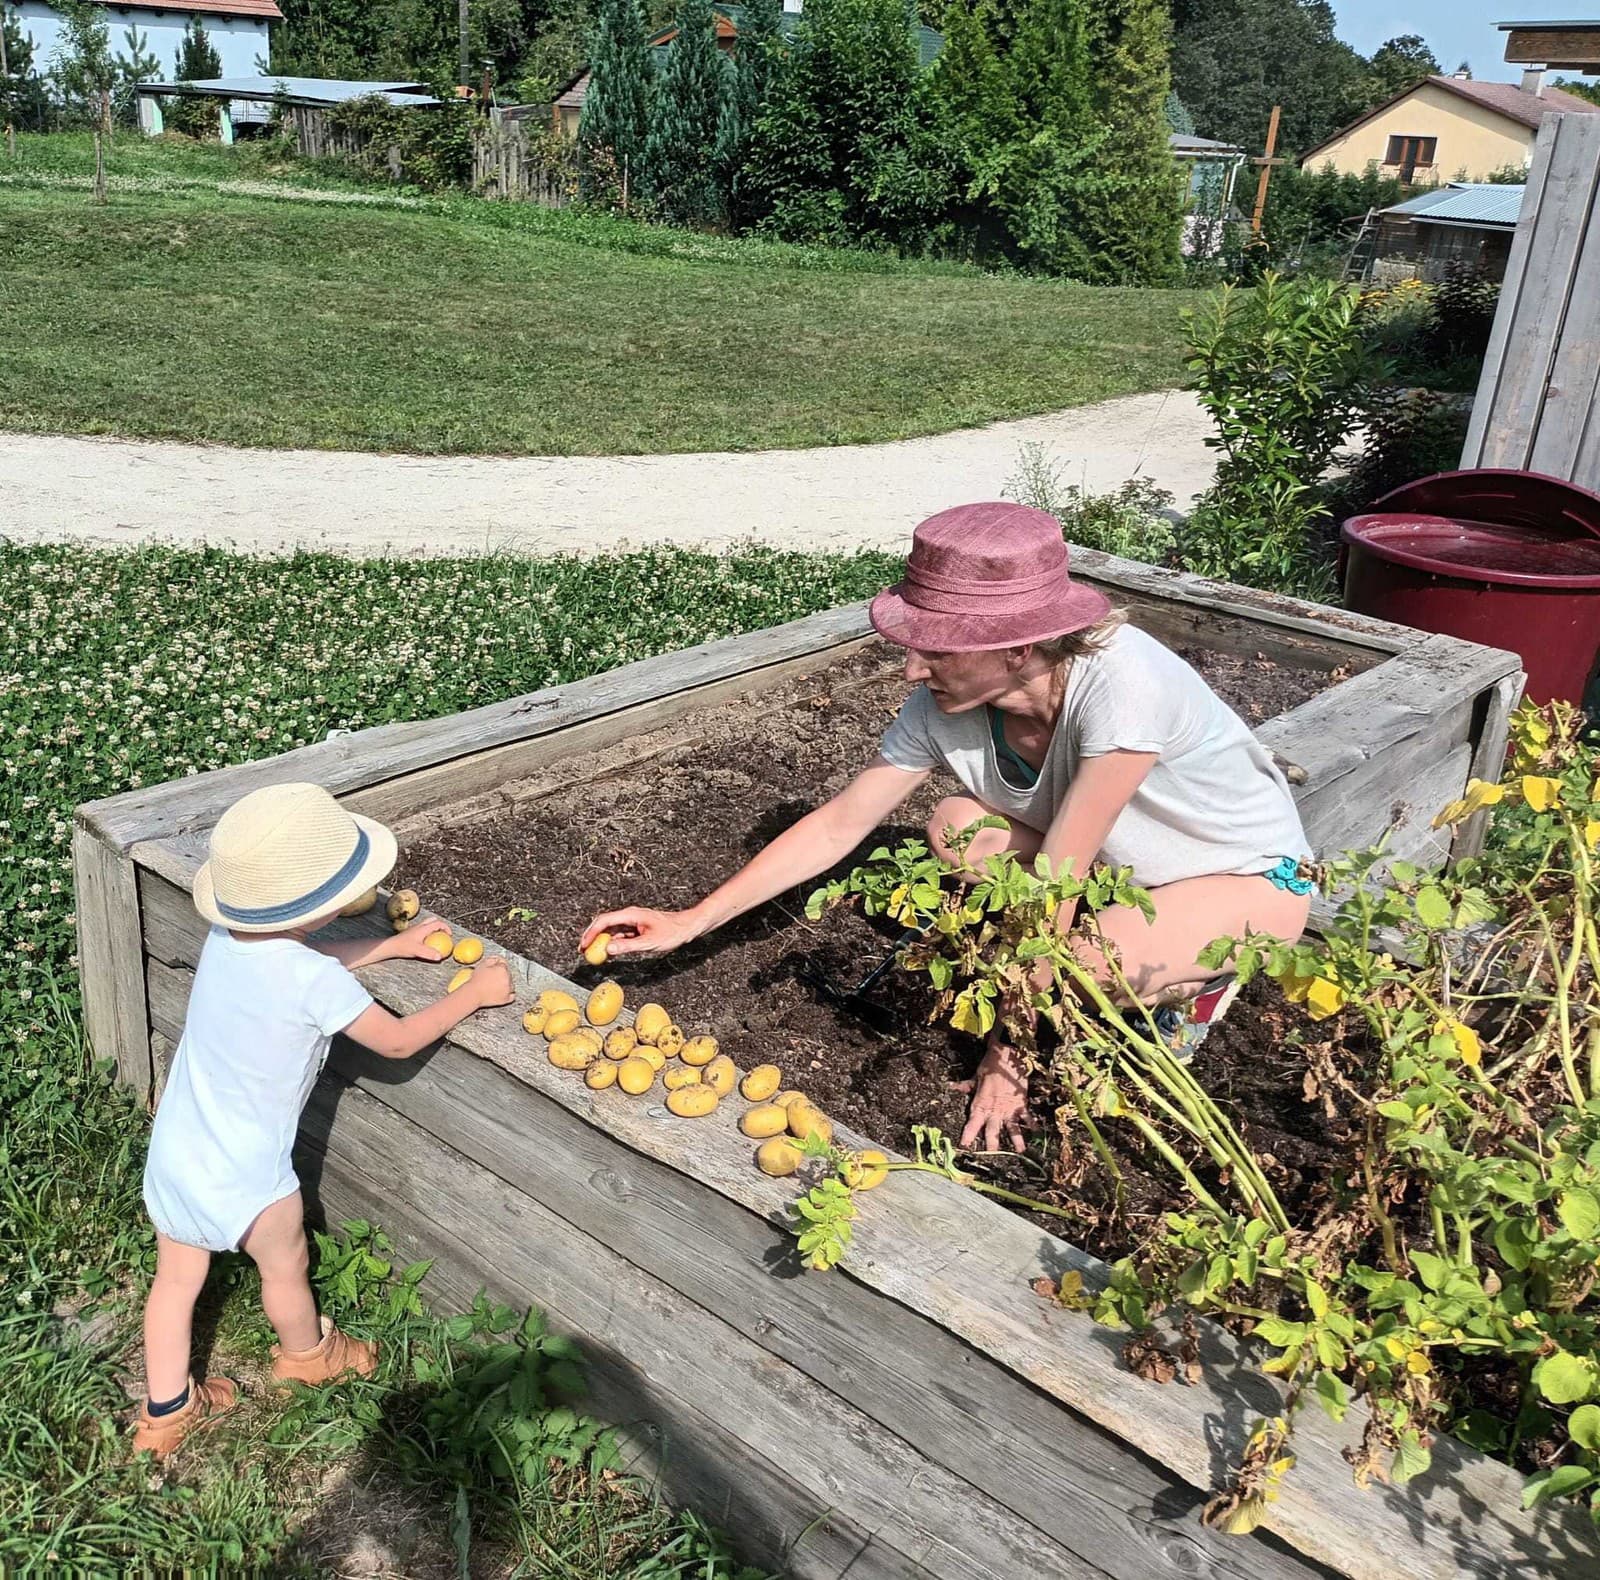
[{"xmin": 1343, "ymin": 469, "xmax": 1600, "ymax": 588}]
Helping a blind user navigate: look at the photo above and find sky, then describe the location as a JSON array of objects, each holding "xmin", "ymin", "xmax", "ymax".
[{"xmin": 1331, "ymin": 2, "xmax": 1597, "ymax": 83}]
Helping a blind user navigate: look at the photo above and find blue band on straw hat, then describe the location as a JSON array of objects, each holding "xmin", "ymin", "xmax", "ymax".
[{"xmin": 214, "ymin": 827, "xmax": 371, "ymax": 926}]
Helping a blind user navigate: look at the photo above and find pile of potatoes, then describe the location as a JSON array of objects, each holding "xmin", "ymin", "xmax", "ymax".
[{"xmin": 376, "ymin": 893, "xmax": 887, "ymax": 1189}]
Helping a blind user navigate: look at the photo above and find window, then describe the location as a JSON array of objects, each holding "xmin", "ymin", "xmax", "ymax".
[{"xmin": 1384, "ymin": 135, "xmax": 1438, "ymax": 174}]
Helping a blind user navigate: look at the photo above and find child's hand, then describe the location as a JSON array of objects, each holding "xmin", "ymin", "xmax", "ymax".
[
  {"xmin": 391, "ymin": 916, "xmax": 452, "ymax": 962},
  {"xmin": 465, "ymin": 957, "xmax": 516, "ymax": 1009}
]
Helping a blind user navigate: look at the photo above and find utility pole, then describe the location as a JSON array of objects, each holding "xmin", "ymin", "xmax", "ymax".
[
  {"xmin": 458, "ymin": 0, "xmax": 470, "ymax": 88},
  {"xmin": 0, "ymin": 3, "xmax": 13, "ymax": 160},
  {"xmin": 1250, "ymin": 104, "xmax": 1286, "ymax": 238}
]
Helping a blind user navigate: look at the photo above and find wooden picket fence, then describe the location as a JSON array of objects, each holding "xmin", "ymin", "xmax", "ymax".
[{"xmin": 472, "ymin": 118, "xmax": 574, "ymax": 208}]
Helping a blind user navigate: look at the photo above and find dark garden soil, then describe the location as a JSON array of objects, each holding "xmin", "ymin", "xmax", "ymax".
[{"xmin": 396, "ymin": 639, "xmax": 1346, "ymax": 1267}]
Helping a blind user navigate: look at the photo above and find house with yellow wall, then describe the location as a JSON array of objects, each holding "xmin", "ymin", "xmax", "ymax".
[{"xmin": 1298, "ymin": 69, "xmax": 1599, "ymax": 183}]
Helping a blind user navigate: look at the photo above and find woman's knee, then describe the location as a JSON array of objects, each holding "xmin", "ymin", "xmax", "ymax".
[{"xmin": 926, "ymin": 795, "xmax": 990, "ymax": 860}]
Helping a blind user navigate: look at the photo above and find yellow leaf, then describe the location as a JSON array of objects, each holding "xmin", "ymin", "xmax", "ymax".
[
  {"xmin": 1435, "ymin": 1017, "xmax": 1481, "ymax": 1068},
  {"xmin": 1384, "ymin": 1336, "xmax": 1408, "ymax": 1360},
  {"xmin": 1406, "ymin": 1350, "xmax": 1432, "ymax": 1375},
  {"xmin": 1586, "ymin": 819, "xmax": 1600, "ymax": 850},
  {"xmin": 1463, "ymin": 778, "xmax": 1506, "ymax": 812},
  {"xmin": 950, "ymin": 995, "xmax": 983, "ymax": 1036},
  {"xmin": 1521, "ymin": 775, "xmax": 1563, "ymax": 812},
  {"xmin": 1430, "ymin": 798, "xmax": 1468, "ymax": 830},
  {"xmin": 1280, "ymin": 970, "xmax": 1312, "ymax": 1004},
  {"xmin": 1305, "ymin": 976, "xmax": 1347, "ymax": 1021}
]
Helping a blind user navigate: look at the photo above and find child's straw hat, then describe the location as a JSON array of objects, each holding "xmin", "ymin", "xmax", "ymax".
[{"xmin": 193, "ymin": 783, "xmax": 397, "ymax": 933}]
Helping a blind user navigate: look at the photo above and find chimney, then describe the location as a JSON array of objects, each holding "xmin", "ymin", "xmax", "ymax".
[{"xmin": 1522, "ymin": 65, "xmax": 1547, "ymax": 97}]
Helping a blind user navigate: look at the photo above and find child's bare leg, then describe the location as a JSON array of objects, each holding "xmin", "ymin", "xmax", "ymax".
[
  {"xmin": 144, "ymin": 1233, "xmax": 212, "ymax": 1401},
  {"xmin": 241, "ymin": 1192, "xmax": 320, "ymax": 1352}
]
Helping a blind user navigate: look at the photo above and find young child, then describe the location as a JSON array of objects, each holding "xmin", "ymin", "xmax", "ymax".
[{"xmin": 134, "ymin": 781, "xmax": 515, "ymax": 1458}]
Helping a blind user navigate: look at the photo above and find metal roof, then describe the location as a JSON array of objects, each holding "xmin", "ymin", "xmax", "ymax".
[
  {"xmin": 136, "ymin": 77, "xmax": 442, "ymax": 108},
  {"xmin": 1169, "ymin": 132, "xmax": 1243, "ymax": 155},
  {"xmin": 1383, "ymin": 182, "xmax": 1526, "ymax": 227},
  {"xmin": 1496, "ymin": 20, "xmax": 1600, "ymax": 31}
]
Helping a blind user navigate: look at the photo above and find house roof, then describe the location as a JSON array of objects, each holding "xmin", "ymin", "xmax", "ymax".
[
  {"xmin": 1299, "ymin": 72, "xmax": 1600, "ymax": 165},
  {"xmin": 1383, "ymin": 181, "xmax": 1525, "ymax": 227},
  {"xmin": 98, "ymin": 0, "xmax": 284, "ymax": 17},
  {"xmin": 136, "ymin": 76, "xmax": 440, "ymax": 108}
]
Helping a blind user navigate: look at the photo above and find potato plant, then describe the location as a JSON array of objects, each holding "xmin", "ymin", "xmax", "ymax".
[{"xmin": 808, "ymin": 705, "xmax": 1600, "ymax": 1531}]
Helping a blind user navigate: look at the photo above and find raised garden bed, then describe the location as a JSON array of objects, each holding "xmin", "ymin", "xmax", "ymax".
[{"xmin": 76, "ymin": 550, "xmax": 1579, "ymax": 1580}]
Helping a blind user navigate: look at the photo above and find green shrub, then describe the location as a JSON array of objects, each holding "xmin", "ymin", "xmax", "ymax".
[{"xmin": 1006, "ymin": 441, "xmax": 1177, "ymax": 563}]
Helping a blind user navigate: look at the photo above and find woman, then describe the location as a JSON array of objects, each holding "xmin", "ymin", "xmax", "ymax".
[{"xmin": 580, "ymin": 502, "xmax": 1313, "ymax": 1152}]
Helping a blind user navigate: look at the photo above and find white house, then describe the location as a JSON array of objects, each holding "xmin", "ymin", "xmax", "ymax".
[{"xmin": 17, "ymin": 1, "xmax": 282, "ymax": 83}]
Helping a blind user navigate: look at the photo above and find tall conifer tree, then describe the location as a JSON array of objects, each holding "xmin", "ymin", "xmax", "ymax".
[
  {"xmin": 579, "ymin": 0, "xmax": 651, "ymax": 201},
  {"xmin": 645, "ymin": 0, "xmax": 729, "ymax": 223}
]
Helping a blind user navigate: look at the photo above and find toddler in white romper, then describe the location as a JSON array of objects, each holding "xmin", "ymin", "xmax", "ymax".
[{"xmin": 133, "ymin": 782, "xmax": 515, "ymax": 1459}]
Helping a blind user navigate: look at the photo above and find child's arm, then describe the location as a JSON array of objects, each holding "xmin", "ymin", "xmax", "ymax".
[
  {"xmin": 341, "ymin": 957, "xmax": 517, "ymax": 1060},
  {"xmin": 313, "ymin": 915, "xmax": 451, "ymax": 971}
]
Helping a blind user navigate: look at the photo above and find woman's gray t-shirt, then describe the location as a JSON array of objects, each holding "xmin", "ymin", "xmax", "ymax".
[{"xmin": 878, "ymin": 625, "xmax": 1311, "ymax": 890}]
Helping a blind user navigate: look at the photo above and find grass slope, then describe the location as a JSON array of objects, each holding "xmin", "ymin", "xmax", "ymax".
[
  {"xmin": 0, "ymin": 540, "xmax": 899, "ymax": 1574},
  {"xmin": 2, "ymin": 135, "xmax": 1189, "ymax": 456}
]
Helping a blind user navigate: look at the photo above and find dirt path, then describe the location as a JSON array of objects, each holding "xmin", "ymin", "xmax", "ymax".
[{"xmin": 0, "ymin": 390, "xmax": 1213, "ymax": 558}]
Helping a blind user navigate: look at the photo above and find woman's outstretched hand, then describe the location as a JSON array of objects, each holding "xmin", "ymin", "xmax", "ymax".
[
  {"xmin": 580, "ymin": 907, "xmax": 700, "ymax": 959},
  {"xmin": 955, "ymin": 1034, "xmax": 1032, "ymax": 1154}
]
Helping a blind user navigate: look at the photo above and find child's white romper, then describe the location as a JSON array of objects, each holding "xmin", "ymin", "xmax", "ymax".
[{"xmin": 143, "ymin": 927, "xmax": 373, "ymax": 1253}]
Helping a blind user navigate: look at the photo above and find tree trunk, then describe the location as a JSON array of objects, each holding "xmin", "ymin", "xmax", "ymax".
[{"xmin": 93, "ymin": 130, "xmax": 106, "ymax": 204}]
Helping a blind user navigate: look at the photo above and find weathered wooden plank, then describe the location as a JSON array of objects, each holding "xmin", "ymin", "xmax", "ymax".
[
  {"xmin": 1463, "ymin": 115, "xmax": 1558, "ymax": 468},
  {"xmin": 331, "ymin": 1037, "xmax": 1328, "ymax": 1580},
  {"xmin": 145, "ymin": 955, "xmax": 190, "ymax": 1046},
  {"xmin": 296, "ymin": 1080, "xmax": 1090, "ymax": 1580},
  {"xmin": 297, "ymin": 1095, "xmax": 916, "ymax": 1580},
  {"xmin": 129, "ymin": 891, "xmax": 1593, "ymax": 1580},
  {"xmin": 72, "ymin": 820, "xmax": 154, "ymax": 1099},
  {"xmin": 81, "ymin": 603, "xmax": 880, "ymax": 852},
  {"xmin": 1450, "ymin": 669, "xmax": 1525, "ymax": 862}
]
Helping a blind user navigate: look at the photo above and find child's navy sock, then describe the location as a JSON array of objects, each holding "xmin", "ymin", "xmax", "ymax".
[{"xmin": 146, "ymin": 1384, "xmax": 190, "ymax": 1417}]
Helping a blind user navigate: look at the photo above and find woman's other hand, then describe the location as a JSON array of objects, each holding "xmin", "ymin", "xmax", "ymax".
[
  {"xmin": 955, "ymin": 1034, "xmax": 1032, "ymax": 1153},
  {"xmin": 580, "ymin": 907, "xmax": 701, "ymax": 959}
]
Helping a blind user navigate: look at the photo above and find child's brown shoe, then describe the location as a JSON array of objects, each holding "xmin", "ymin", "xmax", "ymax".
[
  {"xmin": 132, "ymin": 1376, "xmax": 239, "ymax": 1459},
  {"xmin": 270, "ymin": 1315, "xmax": 377, "ymax": 1386}
]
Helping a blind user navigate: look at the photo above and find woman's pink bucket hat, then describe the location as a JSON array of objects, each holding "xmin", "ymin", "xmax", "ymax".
[{"xmin": 869, "ymin": 501, "xmax": 1111, "ymax": 653}]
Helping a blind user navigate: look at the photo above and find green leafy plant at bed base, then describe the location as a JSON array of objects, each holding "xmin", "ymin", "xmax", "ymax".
[{"xmin": 1163, "ymin": 701, "xmax": 1600, "ymax": 1531}]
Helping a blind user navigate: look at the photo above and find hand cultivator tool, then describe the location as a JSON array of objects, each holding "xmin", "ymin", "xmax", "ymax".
[{"xmin": 801, "ymin": 926, "xmax": 926, "ymax": 1029}]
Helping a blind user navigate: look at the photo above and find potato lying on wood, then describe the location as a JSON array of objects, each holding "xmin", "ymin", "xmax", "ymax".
[
  {"xmin": 604, "ymin": 1027, "xmax": 638, "ymax": 1060},
  {"xmin": 549, "ymin": 1034, "xmax": 597, "ymax": 1071},
  {"xmin": 522, "ymin": 1006, "xmax": 548, "ymax": 1036},
  {"xmin": 703, "ymin": 1056, "xmax": 737, "ymax": 1098},
  {"xmin": 544, "ymin": 1007, "xmax": 582, "ymax": 1039},
  {"xmin": 537, "ymin": 989, "xmax": 579, "ymax": 1017},
  {"xmin": 387, "ymin": 888, "xmax": 420, "ymax": 931},
  {"xmin": 844, "ymin": 1149, "xmax": 889, "ymax": 1190},
  {"xmin": 340, "ymin": 888, "xmax": 377, "ymax": 917},
  {"xmin": 657, "ymin": 1024, "xmax": 687, "ymax": 1059},
  {"xmin": 633, "ymin": 1003, "xmax": 671, "ymax": 1045},
  {"xmin": 663, "ymin": 1065, "xmax": 702, "ymax": 1091},
  {"xmin": 757, "ymin": 1137, "xmax": 803, "ymax": 1176},
  {"xmin": 452, "ymin": 937, "xmax": 484, "ymax": 965},
  {"xmin": 740, "ymin": 1064, "xmax": 782, "ymax": 1102},
  {"xmin": 786, "ymin": 1103, "xmax": 831, "ymax": 1144},
  {"xmin": 617, "ymin": 1056, "xmax": 656, "ymax": 1095},
  {"xmin": 586, "ymin": 982, "xmax": 624, "ymax": 1026},
  {"xmin": 585, "ymin": 1060, "xmax": 618, "ymax": 1090},
  {"xmin": 772, "ymin": 1090, "xmax": 804, "ymax": 1110},
  {"xmin": 678, "ymin": 1034, "xmax": 715, "ymax": 1067},
  {"xmin": 666, "ymin": 1085, "xmax": 719, "ymax": 1118},
  {"xmin": 637, "ymin": 1044, "xmax": 667, "ymax": 1072},
  {"xmin": 740, "ymin": 1104, "xmax": 790, "ymax": 1139}
]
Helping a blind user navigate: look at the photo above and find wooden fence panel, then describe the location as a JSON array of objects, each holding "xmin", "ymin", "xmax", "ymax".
[{"xmin": 1463, "ymin": 112, "xmax": 1600, "ymax": 485}]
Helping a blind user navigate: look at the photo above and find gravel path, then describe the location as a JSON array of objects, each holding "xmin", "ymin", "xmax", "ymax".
[{"xmin": 0, "ymin": 390, "xmax": 1214, "ymax": 559}]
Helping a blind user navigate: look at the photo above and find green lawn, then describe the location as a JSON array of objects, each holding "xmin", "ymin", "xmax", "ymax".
[
  {"xmin": 0, "ymin": 540, "xmax": 899, "ymax": 1574},
  {"xmin": 1, "ymin": 135, "xmax": 1191, "ymax": 456}
]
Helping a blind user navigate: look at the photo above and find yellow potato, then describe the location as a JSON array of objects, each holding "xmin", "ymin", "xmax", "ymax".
[
  {"xmin": 772, "ymin": 1090, "xmax": 805, "ymax": 1110},
  {"xmin": 740, "ymin": 1064, "xmax": 782, "ymax": 1102},
  {"xmin": 663, "ymin": 1065, "xmax": 702, "ymax": 1091},
  {"xmin": 604, "ymin": 1027, "xmax": 638, "ymax": 1061},
  {"xmin": 787, "ymin": 1103, "xmax": 832, "ymax": 1144},
  {"xmin": 585, "ymin": 1060, "xmax": 618, "ymax": 1090},
  {"xmin": 586, "ymin": 981, "xmax": 624, "ymax": 1027},
  {"xmin": 757, "ymin": 1136, "xmax": 803, "ymax": 1177},
  {"xmin": 633, "ymin": 1003, "xmax": 671, "ymax": 1045},
  {"xmin": 658, "ymin": 1024, "xmax": 688, "ymax": 1058},
  {"xmin": 703, "ymin": 1055, "xmax": 737, "ymax": 1097},
  {"xmin": 386, "ymin": 888, "xmax": 420, "ymax": 924},
  {"xmin": 617, "ymin": 1056, "xmax": 656, "ymax": 1095},
  {"xmin": 584, "ymin": 932, "xmax": 611, "ymax": 966},
  {"xmin": 678, "ymin": 1034, "xmax": 715, "ymax": 1067},
  {"xmin": 423, "ymin": 928, "xmax": 454, "ymax": 956},
  {"xmin": 339, "ymin": 887, "xmax": 377, "ymax": 917},
  {"xmin": 522, "ymin": 1006, "xmax": 548, "ymax": 1036},
  {"xmin": 447, "ymin": 967, "xmax": 474, "ymax": 994},
  {"xmin": 666, "ymin": 1084, "xmax": 719, "ymax": 1118},
  {"xmin": 548, "ymin": 1035, "xmax": 597, "ymax": 1071},
  {"xmin": 537, "ymin": 989, "xmax": 580, "ymax": 1016},
  {"xmin": 740, "ymin": 1104, "xmax": 790, "ymax": 1139},
  {"xmin": 571, "ymin": 1026, "xmax": 604, "ymax": 1054},
  {"xmin": 544, "ymin": 1007, "xmax": 582, "ymax": 1039},
  {"xmin": 638, "ymin": 1044, "xmax": 667, "ymax": 1072},
  {"xmin": 844, "ymin": 1149, "xmax": 889, "ymax": 1190},
  {"xmin": 452, "ymin": 937, "xmax": 484, "ymax": 965}
]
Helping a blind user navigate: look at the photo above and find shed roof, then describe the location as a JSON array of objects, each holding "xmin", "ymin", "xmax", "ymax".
[
  {"xmin": 1383, "ymin": 181, "xmax": 1526, "ymax": 227},
  {"xmin": 99, "ymin": 0, "xmax": 283, "ymax": 16},
  {"xmin": 137, "ymin": 76, "xmax": 441, "ymax": 108},
  {"xmin": 1170, "ymin": 132, "xmax": 1243, "ymax": 155}
]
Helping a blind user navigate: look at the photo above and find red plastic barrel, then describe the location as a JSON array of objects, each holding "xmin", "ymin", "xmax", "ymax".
[{"xmin": 1341, "ymin": 469, "xmax": 1600, "ymax": 705}]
